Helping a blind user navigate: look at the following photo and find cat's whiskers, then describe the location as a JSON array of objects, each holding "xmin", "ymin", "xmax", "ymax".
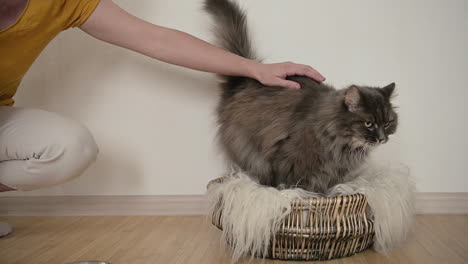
[
  {"xmin": 357, "ymin": 143, "xmax": 369, "ymax": 161},
  {"xmin": 387, "ymin": 135, "xmax": 403, "ymax": 144},
  {"xmin": 293, "ymin": 177, "xmax": 304, "ymax": 188}
]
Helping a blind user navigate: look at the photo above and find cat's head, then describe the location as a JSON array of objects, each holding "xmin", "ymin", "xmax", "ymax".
[{"xmin": 343, "ymin": 83, "xmax": 398, "ymax": 146}]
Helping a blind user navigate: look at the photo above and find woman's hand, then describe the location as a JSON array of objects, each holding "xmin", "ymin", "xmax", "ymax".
[{"xmin": 247, "ymin": 61, "xmax": 325, "ymax": 89}]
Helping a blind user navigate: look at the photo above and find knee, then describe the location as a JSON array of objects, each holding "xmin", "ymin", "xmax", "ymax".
[
  {"xmin": 54, "ymin": 124, "xmax": 99, "ymax": 183},
  {"xmin": 24, "ymin": 123, "xmax": 100, "ymax": 190},
  {"xmin": 0, "ymin": 108, "xmax": 101, "ymax": 191}
]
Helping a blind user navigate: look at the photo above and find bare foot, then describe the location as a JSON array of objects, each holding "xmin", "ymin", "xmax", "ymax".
[{"xmin": 0, "ymin": 222, "xmax": 12, "ymax": 237}]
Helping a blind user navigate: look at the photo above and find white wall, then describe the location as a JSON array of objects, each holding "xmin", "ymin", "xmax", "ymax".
[{"xmin": 5, "ymin": 0, "xmax": 468, "ymax": 196}]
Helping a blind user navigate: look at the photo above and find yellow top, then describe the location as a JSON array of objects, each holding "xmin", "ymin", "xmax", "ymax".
[{"xmin": 0, "ymin": 0, "xmax": 100, "ymax": 106}]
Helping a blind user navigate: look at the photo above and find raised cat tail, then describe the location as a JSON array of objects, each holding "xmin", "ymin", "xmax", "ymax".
[
  {"xmin": 204, "ymin": 0, "xmax": 261, "ymax": 100},
  {"xmin": 203, "ymin": 0, "xmax": 257, "ymax": 60},
  {"xmin": 204, "ymin": 0, "xmax": 260, "ymax": 97}
]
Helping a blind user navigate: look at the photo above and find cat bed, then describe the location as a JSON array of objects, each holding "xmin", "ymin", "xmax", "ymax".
[
  {"xmin": 210, "ymin": 177, "xmax": 374, "ymax": 261},
  {"xmin": 206, "ymin": 161, "xmax": 415, "ymax": 262}
]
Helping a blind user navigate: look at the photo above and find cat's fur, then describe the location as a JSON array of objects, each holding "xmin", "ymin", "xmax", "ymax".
[{"xmin": 204, "ymin": 0, "xmax": 398, "ymax": 193}]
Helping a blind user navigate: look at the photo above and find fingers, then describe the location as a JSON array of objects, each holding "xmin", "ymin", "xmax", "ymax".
[
  {"xmin": 285, "ymin": 62, "xmax": 326, "ymax": 82},
  {"xmin": 256, "ymin": 62, "xmax": 325, "ymax": 89},
  {"xmin": 303, "ymin": 66, "xmax": 326, "ymax": 82},
  {"xmin": 276, "ymin": 78, "xmax": 301, "ymax": 89}
]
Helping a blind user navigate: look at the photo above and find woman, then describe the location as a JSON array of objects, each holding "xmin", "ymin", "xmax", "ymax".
[{"xmin": 0, "ymin": 0, "xmax": 325, "ymax": 236}]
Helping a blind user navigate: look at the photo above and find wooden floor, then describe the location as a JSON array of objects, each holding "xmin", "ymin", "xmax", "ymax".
[{"xmin": 0, "ymin": 215, "xmax": 467, "ymax": 264}]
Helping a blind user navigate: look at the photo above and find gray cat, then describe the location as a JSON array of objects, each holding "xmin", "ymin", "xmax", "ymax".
[{"xmin": 204, "ymin": 0, "xmax": 398, "ymax": 193}]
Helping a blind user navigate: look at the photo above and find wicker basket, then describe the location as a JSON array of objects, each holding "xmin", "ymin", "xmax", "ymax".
[{"xmin": 208, "ymin": 177, "xmax": 375, "ymax": 261}]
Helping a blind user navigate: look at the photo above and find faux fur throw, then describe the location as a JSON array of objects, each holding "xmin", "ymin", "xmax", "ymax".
[{"xmin": 207, "ymin": 161, "xmax": 415, "ymax": 262}]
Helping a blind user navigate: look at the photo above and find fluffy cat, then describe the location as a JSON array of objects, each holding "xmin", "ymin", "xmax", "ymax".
[{"xmin": 204, "ymin": 0, "xmax": 398, "ymax": 193}]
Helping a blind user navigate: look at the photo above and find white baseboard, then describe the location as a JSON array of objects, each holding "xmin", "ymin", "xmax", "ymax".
[
  {"xmin": 0, "ymin": 195, "xmax": 209, "ymax": 216},
  {"xmin": 0, "ymin": 193, "xmax": 467, "ymax": 216},
  {"xmin": 415, "ymin": 192, "xmax": 468, "ymax": 214}
]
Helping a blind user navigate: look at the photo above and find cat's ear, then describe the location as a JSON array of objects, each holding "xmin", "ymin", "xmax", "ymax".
[
  {"xmin": 344, "ymin": 85, "xmax": 362, "ymax": 112},
  {"xmin": 381, "ymin": 82, "xmax": 396, "ymax": 100}
]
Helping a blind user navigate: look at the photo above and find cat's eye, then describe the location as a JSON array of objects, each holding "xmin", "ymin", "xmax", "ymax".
[
  {"xmin": 384, "ymin": 122, "xmax": 391, "ymax": 128},
  {"xmin": 364, "ymin": 121, "xmax": 373, "ymax": 128}
]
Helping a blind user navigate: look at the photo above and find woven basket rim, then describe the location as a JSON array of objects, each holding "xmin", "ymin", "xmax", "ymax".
[{"xmin": 208, "ymin": 176, "xmax": 366, "ymax": 203}]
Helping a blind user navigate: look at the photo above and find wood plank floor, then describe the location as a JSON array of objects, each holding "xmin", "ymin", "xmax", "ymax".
[{"xmin": 0, "ymin": 215, "xmax": 467, "ymax": 264}]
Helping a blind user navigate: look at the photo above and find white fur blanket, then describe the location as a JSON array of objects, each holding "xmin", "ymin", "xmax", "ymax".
[{"xmin": 207, "ymin": 161, "xmax": 415, "ymax": 262}]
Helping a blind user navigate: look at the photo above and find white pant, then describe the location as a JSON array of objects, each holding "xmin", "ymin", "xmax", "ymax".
[{"xmin": 0, "ymin": 107, "xmax": 98, "ymax": 191}]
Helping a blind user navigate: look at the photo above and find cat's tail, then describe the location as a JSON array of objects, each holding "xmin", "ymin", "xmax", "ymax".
[
  {"xmin": 204, "ymin": 0, "xmax": 260, "ymax": 97},
  {"xmin": 203, "ymin": 0, "xmax": 258, "ymax": 62}
]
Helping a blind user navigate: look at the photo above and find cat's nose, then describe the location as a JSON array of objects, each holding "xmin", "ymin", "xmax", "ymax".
[{"xmin": 376, "ymin": 128, "xmax": 387, "ymax": 144}]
